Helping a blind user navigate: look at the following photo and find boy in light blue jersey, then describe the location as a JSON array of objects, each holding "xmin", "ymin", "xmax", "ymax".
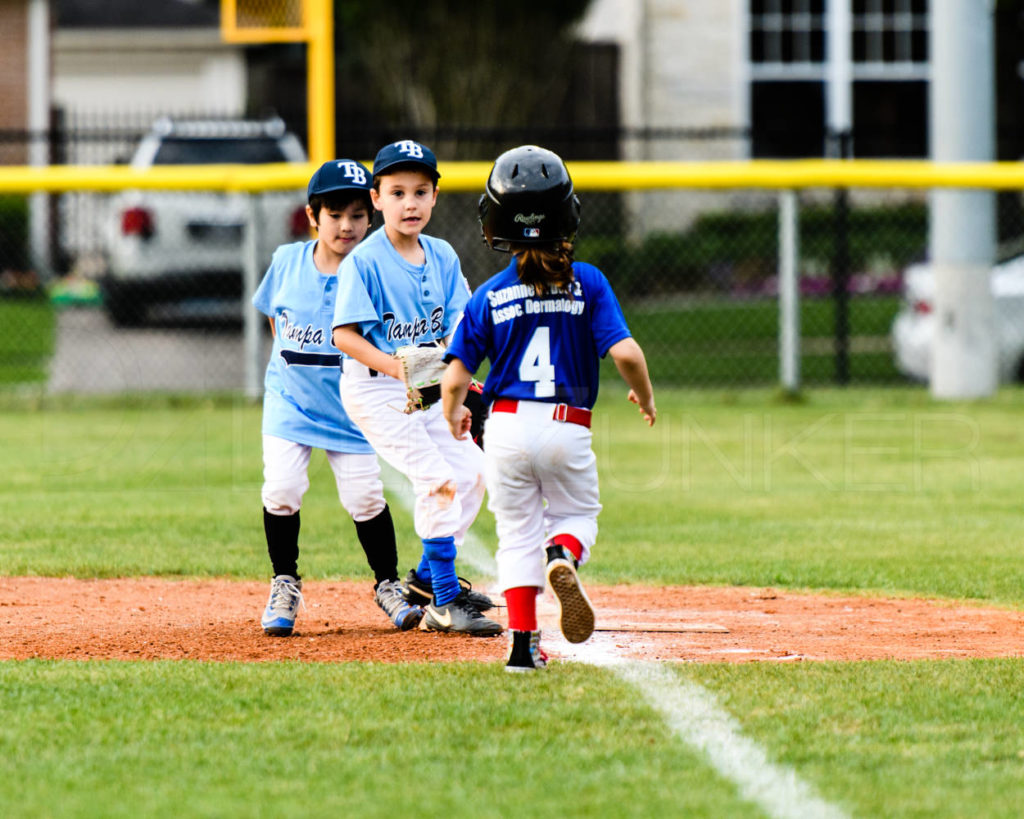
[
  {"xmin": 332, "ymin": 140, "xmax": 501, "ymax": 637},
  {"xmin": 253, "ymin": 159, "xmax": 422, "ymax": 637}
]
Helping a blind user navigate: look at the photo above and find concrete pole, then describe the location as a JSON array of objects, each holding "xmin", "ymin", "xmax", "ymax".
[
  {"xmin": 27, "ymin": 0, "xmax": 51, "ymax": 278},
  {"xmin": 929, "ymin": 0, "xmax": 997, "ymax": 398}
]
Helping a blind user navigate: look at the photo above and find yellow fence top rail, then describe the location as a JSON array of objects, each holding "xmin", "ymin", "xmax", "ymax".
[{"xmin": 1, "ymin": 160, "xmax": 1024, "ymax": 194}]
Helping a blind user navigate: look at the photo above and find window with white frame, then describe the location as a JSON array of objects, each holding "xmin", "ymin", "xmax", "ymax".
[
  {"xmin": 749, "ymin": 0, "xmax": 929, "ymax": 157},
  {"xmin": 852, "ymin": 0, "xmax": 929, "ymax": 70},
  {"xmin": 749, "ymin": 0, "xmax": 826, "ymax": 71}
]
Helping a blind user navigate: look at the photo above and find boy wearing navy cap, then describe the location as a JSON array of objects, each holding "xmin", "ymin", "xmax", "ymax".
[
  {"xmin": 253, "ymin": 159, "xmax": 424, "ymax": 637},
  {"xmin": 331, "ymin": 140, "xmax": 501, "ymax": 637}
]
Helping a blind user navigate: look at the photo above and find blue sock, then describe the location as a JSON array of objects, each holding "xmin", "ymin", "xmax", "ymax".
[
  {"xmin": 416, "ymin": 554, "xmax": 432, "ymax": 584},
  {"xmin": 421, "ymin": 536, "xmax": 459, "ymax": 606}
]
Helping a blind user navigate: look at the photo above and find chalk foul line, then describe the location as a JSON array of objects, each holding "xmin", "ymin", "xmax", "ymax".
[
  {"xmin": 382, "ymin": 462, "xmax": 846, "ymax": 819},
  {"xmin": 614, "ymin": 659, "xmax": 846, "ymax": 819}
]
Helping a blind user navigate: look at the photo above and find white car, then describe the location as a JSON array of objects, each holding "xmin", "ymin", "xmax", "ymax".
[
  {"xmin": 892, "ymin": 256, "xmax": 1024, "ymax": 383},
  {"xmin": 100, "ymin": 117, "xmax": 308, "ymax": 325}
]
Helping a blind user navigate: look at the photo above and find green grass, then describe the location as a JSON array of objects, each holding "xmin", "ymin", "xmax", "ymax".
[
  {"xmin": 0, "ymin": 297, "xmax": 55, "ymax": 385},
  {"xmin": 6, "ymin": 387, "xmax": 1024, "ymax": 604},
  {"xmin": 1, "ymin": 393, "xmax": 424, "ymax": 577},
  {"xmin": 6, "ymin": 387, "xmax": 1024, "ymax": 817},
  {"xmin": 0, "ymin": 661, "xmax": 751, "ymax": 819},
  {"xmin": 4, "ymin": 659, "xmax": 1024, "ymax": 818},
  {"xmin": 585, "ymin": 386, "xmax": 1024, "ymax": 604},
  {"xmin": 620, "ymin": 294, "xmax": 903, "ymax": 385},
  {"xmin": 691, "ymin": 658, "xmax": 1024, "ymax": 818}
]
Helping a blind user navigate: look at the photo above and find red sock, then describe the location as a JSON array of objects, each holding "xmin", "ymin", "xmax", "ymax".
[
  {"xmin": 504, "ymin": 586, "xmax": 539, "ymax": 632},
  {"xmin": 549, "ymin": 533, "xmax": 583, "ymax": 563}
]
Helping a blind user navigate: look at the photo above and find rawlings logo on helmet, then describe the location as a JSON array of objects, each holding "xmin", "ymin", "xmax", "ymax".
[{"xmin": 514, "ymin": 213, "xmax": 546, "ymax": 225}]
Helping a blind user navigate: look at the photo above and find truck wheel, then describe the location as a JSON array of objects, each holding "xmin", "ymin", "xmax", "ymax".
[{"xmin": 100, "ymin": 279, "xmax": 147, "ymax": 327}]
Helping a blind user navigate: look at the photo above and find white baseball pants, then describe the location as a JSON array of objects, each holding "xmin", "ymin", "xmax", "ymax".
[
  {"xmin": 483, "ymin": 400, "xmax": 602, "ymax": 592},
  {"xmin": 261, "ymin": 434, "xmax": 386, "ymax": 522},
  {"xmin": 339, "ymin": 365, "xmax": 485, "ymax": 542}
]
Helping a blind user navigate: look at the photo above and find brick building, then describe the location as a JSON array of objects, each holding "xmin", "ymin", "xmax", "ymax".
[{"xmin": 0, "ymin": 0, "xmax": 30, "ymax": 164}]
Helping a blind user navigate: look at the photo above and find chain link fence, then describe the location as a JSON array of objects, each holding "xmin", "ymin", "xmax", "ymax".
[
  {"xmin": 443, "ymin": 186, "xmax": 966, "ymax": 390},
  {"xmin": 2, "ymin": 127, "xmax": 1022, "ymax": 395}
]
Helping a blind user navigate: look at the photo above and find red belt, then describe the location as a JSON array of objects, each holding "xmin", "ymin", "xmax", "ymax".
[{"xmin": 490, "ymin": 398, "xmax": 592, "ymax": 429}]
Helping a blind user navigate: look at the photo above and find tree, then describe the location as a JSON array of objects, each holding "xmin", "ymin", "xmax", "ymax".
[{"xmin": 335, "ymin": 0, "xmax": 593, "ymax": 140}]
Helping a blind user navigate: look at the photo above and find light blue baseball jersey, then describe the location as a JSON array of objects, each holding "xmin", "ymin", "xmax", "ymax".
[
  {"xmin": 331, "ymin": 227, "xmax": 471, "ymax": 355},
  {"xmin": 446, "ymin": 259, "xmax": 631, "ymax": 410},
  {"xmin": 252, "ymin": 240, "xmax": 373, "ymax": 453}
]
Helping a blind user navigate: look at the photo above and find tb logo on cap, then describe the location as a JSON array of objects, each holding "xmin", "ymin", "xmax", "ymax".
[
  {"xmin": 338, "ymin": 161, "xmax": 367, "ymax": 186},
  {"xmin": 394, "ymin": 140, "xmax": 424, "ymax": 159}
]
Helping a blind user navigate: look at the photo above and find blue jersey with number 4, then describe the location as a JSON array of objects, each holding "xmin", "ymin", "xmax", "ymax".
[
  {"xmin": 253, "ymin": 240, "xmax": 372, "ymax": 453},
  {"xmin": 447, "ymin": 259, "xmax": 631, "ymax": 409}
]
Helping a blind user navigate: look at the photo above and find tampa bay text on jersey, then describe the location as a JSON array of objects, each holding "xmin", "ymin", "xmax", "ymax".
[{"xmin": 382, "ymin": 306, "xmax": 446, "ymax": 344}]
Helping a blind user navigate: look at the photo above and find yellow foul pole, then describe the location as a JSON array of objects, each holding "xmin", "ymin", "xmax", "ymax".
[{"xmin": 305, "ymin": 0, "xmax": 335, "ymax": 164}]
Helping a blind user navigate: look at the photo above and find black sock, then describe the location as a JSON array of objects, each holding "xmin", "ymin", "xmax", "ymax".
[
  {"xmin": 264, "ymin": 508, "xmax": 300, "ymax": 579},
  {"xmin": 354, "ymin": 505, "xmax": 399, "ymax": 586}
]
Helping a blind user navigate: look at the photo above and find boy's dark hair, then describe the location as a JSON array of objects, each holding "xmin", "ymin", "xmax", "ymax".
[{"xmin": 308, "ymin": 189, "xmax": 373, "ymax": 223}]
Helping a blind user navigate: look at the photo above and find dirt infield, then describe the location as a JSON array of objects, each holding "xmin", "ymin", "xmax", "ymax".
[{"xmin": 2, "ymin": 577, "xmax": 1022, "ymax": 665}]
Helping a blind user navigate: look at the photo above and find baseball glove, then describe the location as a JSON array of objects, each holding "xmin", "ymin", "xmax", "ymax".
[{"xmin": 394, "ymin": 343, "xmax": 447, "ymax": 412}]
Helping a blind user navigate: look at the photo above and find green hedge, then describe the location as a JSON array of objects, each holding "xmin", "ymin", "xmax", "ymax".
[
  {"xmin": 0, "ymin": 299, "xmax": 55, "ymax": 386},
  {"xmin": 577, "ymin": 202, "xmax": 928, "ymax": 297},
  {"xmin": 0, "ymin": 195, "xmax": 30, "ymax": 273}
]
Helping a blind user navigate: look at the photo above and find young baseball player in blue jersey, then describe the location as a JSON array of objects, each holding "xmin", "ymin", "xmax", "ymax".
[
  {"xmin": 331, "ymin": 139, "xmax": 501, "ymax": 637},
  {"xmin": 441, "ymin": 145, "xmax": 657, "ymax": 671},
  {"xmin": 253, "ymin": 158, "xmax": 423, "ymax": 637}
]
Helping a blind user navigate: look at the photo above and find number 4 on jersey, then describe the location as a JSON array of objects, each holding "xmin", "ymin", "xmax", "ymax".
[{"xmin": 519, "ymin": 327, "xmax": 556, "ymax": 398}]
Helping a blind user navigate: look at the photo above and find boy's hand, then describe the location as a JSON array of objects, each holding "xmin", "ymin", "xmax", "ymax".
[
  {"xmin": 445, "ymin": 405, "xmax": 473, "ymax": 440},
  {"xmin": 628, "ymin": 389, "xmax": 657, "ymax": 426}
]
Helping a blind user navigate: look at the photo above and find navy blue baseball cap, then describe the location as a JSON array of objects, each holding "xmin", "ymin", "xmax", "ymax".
[
  {"xmin": 372, "ymin": 140, "xmax": 440, "ymax": 181},
  {"xmin": 307, "ymin": 159, "xmax": 372, "ymax": 198}
]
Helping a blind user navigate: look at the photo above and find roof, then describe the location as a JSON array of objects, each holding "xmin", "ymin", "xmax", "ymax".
[{"xmin": 55, "ymin": 0, "xmax": 220, "ymax": 29}]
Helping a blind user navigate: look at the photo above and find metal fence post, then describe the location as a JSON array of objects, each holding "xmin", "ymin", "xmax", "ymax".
[
  {"xmin": 778, "ymin": 190, "xmax": 800, "ymax": 392},
  {"xmin": 242, "ymin": 194, "xmax": 262, "ymax": 400},
  {"xmin": 831, "ymin": 183, "xmax": 851, "ymax": 385}
]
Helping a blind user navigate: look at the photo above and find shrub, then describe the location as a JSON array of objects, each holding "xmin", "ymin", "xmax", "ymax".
[
  {"xmin": 0, "ymin": 196, "xmax": 29, "ymax": 272},
  {"xmin": 579, "ymin": 202, "xmax": 929, "ymax": 297}
]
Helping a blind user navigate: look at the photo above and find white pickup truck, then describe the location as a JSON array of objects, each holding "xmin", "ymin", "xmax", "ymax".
[
  {"xmin": 891, "ymin": 256, "xmax": 1024, "ymax": 384},
  {"xmin": 99, "ymin": 117, "xmax": 308, "ymax": 326}
]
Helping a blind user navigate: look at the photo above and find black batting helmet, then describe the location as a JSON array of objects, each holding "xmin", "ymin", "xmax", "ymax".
[{"xmin": 479, "ymin": 145, "xmax": 581, "ymax": 252}]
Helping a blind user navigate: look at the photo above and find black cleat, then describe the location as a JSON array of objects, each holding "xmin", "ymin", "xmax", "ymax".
[
  {"xmin": 403, "ymin": 568, "xmax": 495, "ymax": 612},
  {"xmin": 505, "ymin": 629, "xmax": 547, "ymax": 673}
]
